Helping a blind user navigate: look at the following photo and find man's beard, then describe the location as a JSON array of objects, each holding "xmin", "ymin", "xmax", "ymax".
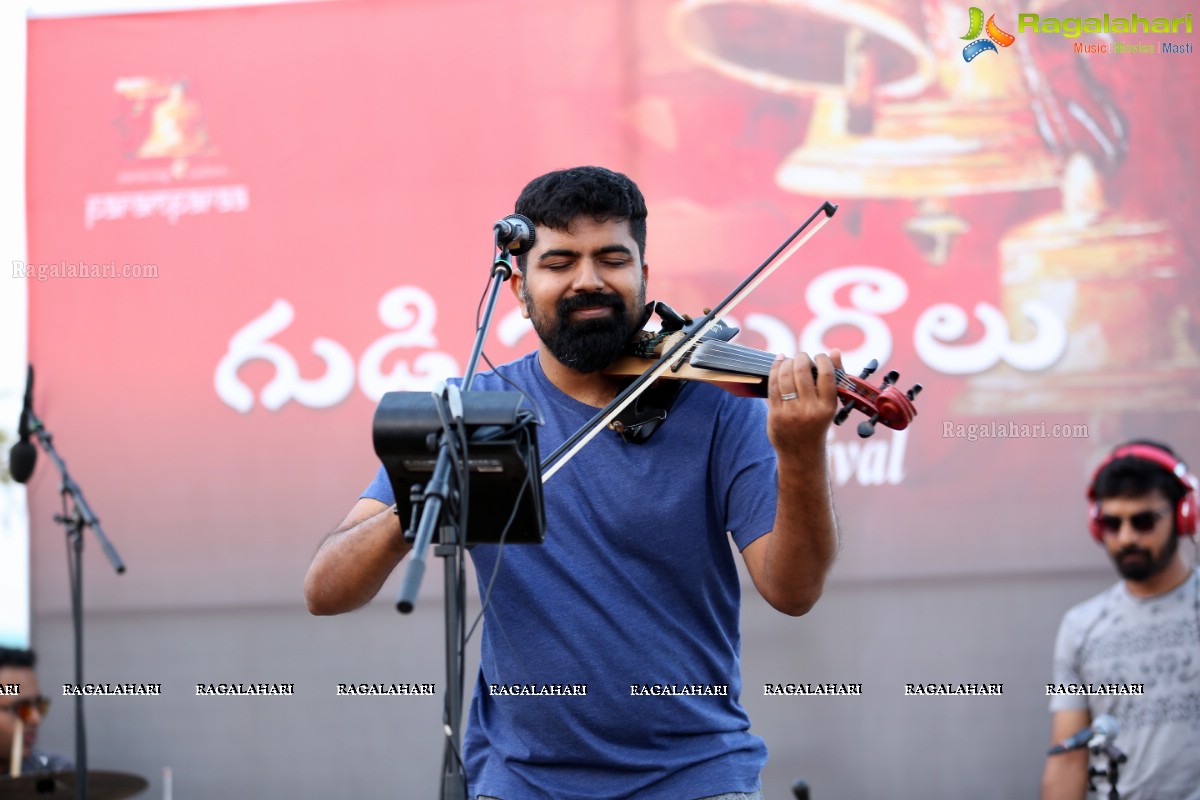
[
  {"xmin": 1112, "ymin": 531, "xmax": 1179, "ymax": 582},
  {"xmin": 529, "ymin": 289, "xmax": 645, "ymax": 374}
]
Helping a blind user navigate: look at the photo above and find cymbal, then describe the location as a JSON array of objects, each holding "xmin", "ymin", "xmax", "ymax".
[{"xmin": 0, "ymin": 770, "xmax": 148, "ymax": 798}]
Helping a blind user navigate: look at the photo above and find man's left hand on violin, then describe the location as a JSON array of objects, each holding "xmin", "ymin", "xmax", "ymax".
[{"xmin": 767, "ymin": 349, "xmax": 843, "ymax": 453}]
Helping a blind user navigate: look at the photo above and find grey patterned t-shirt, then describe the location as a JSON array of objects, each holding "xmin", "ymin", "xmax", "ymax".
[{"xmin": 1049, "ymin": 567, "xmax": 1200, "ymax": 799}]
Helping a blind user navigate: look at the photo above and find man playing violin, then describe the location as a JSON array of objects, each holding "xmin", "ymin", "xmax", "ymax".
[
  {"xmin": 305, "ymin": 165, "xmax": 842, "ymax": 800},
  {"xmin": 1040, "ymin": 441, "xmax": 1200, "ymax": 800}
]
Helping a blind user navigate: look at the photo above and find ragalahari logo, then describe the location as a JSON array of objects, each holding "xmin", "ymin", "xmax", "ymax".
[{"xmin": 961, "ymin": 7, "xmax": 1016, "ymax": 61}]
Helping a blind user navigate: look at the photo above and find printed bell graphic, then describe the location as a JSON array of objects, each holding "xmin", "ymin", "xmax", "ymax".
[
  {"xmin": 958, "ymin": 151, "xmax": 1200, "ymax": 414},
  {"xmin": 670, "ymin": 0, "xmax": 1065, "ymax": 264}
]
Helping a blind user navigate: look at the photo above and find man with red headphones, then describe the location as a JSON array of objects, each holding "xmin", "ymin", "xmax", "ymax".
[{"xmin": 1040, "ymin": 440, "xmax": 1200, "ymax": 800}]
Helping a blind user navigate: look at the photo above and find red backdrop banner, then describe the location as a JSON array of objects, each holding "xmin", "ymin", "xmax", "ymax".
[{"xmin": 24, "ymin": 0, "xmax": 1200, "ymax": 612}]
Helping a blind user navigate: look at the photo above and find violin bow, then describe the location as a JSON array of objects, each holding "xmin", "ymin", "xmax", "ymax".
[{"xmin": 539, "ymin": 200, "xmax": 838, "ymax": 482}]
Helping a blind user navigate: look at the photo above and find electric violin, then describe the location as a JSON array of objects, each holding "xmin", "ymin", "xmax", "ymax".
[
  {"xmin": 540, "ymin": 201, "xmax": 923, "ymax": 481},
  {"xmin": 604, "ymin": 300, "xmax": 921, "ymax": 443}
]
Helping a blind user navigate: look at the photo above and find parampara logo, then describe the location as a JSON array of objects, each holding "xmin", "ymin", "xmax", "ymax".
[{"xmin": 961, "ymin": 7, "xmax": 1016, "ymax": 62}]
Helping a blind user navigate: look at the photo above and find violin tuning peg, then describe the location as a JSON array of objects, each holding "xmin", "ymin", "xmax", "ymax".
[
  {"xmin": 907, "ymin": 384, "xmax": 923, "ymax": 401},
  {"xmin": 833, "ymin": 405, "xmax": 853, "ymax": 426},
  {"xmin": 882, "ymin": 370, "xmax": 899, "ymax": 388},
  {"xmin": 857, "ymin": 415, "xmax": 879, "ymax": 438},
  {"xmin": 857, "ymin": 359, "xmax": 878, "ymax": 380}
]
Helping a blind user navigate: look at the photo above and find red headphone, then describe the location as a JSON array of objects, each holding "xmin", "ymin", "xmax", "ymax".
[{"xmin": 1087, "ymin": 443, "xmax": 1199, "ymax": 540}]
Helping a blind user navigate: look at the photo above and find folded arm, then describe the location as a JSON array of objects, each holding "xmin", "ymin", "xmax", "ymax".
[{"xmin": 304, "ymin": 498, "xmax": 411, "ymax": 615}]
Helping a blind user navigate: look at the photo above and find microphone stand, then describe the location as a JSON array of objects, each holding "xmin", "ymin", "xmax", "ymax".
[
  {"xmin": 27, "ymin": 410, "xmax": 126, "ymax": 800},
  {"xmin": 1088, "ymin": 740, "xmax": 1126, "ymax": 800},
  {"xmin": 395, "ymin": 240, "xmax": 523, "ymax": 800}
]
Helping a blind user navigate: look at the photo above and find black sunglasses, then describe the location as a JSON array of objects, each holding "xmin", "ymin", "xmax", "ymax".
[
  {"xmin": 1097, "ymin": 509, "xmax": 1170, "ymax": 535},
  {"xmin": 0, "ymin": 695, "xmax": 51, "ymax": 723}
]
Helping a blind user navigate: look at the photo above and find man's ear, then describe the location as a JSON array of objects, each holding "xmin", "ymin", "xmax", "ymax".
[{"xmin": 510, "ymin": 271, "xmax": 530, "ymax": 319}]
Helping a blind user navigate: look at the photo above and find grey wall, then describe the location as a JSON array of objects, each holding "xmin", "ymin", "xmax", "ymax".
[{"xmin": 30, "ymin": 565, "xmax": 1118, "ymax": 800}]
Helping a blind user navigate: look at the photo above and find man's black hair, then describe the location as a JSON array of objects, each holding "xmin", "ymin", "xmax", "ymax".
[
  {"xmin": 0, "ymin": 647, "xmax": 36, "ymax": 669},
  {"xmin": 1092, "ymin": 439, "xmax": 1191, "ymax": 521},
  {"xmin": 514, "ymin": 166, "xmax": 648, "ymax": 271}
]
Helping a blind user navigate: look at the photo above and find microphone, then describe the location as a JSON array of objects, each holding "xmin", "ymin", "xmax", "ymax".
[
  {"xmin": 1047, "ymin": 714, "xmax": 1119, "ymax": 755},
  {"xmin": 8, "ymin": 364, "xmax": 37, "ymax": 483},
  {"xmin": 494, "ymin": 214, "xmax": 536, "ymax": 256}
]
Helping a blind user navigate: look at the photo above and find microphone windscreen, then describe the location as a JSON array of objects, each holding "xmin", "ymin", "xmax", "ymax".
[
  {"xmin": 9, "ymin": 441, "xmax": 37, "ymax": 483},
  {"xmin": 1093, "ymin": 714, "xmax": 1119, "ymax": 738}
]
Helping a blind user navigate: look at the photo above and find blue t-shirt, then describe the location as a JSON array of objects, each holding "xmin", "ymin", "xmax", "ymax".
[{"xmin": 364, "ymin": 352, "xmax": 777, "ymax": 799}]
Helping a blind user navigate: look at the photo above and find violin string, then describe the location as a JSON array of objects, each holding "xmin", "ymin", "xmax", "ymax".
[
  {"xmin": 693, "ymin": 341, "xmax": 857, "ymax": 390},
  {"xmin": 693, "ymin": 346, "xmax": 855, "ymax": 389}
]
